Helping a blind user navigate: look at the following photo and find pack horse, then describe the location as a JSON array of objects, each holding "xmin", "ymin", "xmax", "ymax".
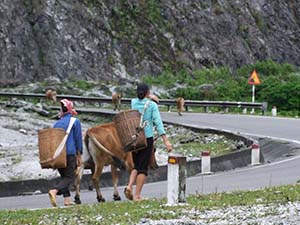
[{"xmin": 74, "ymin": 122, "xmax": 134, "ymax": 203}]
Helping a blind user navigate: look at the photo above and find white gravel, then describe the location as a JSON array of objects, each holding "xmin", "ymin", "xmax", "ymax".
[
  {"xmin": 0, "ymin": 106, "xmax": 58, "ymax": 181},
  {"xmin": 136, "ymin": 202, "xmax": 300, "ymax": 225}
]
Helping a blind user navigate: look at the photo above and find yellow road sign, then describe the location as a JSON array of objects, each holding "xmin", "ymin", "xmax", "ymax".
[{"xmin": 248, "ymin": 70, "xmax": 261, "ymax": 85}]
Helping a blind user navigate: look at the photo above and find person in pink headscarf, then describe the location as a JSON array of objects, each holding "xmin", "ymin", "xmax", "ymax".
[
  {"xmin": 59, "ymin": 98, "xmax": 78, "ymax": 117},
  {"xmin": 48, "ymin": 99, "xmax": 83, "ymax": 207}
]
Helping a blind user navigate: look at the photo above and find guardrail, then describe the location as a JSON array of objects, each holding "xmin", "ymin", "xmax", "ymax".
[{"xmin": 0, "ymin": 92, "xmax": 268, "ymax": 115}]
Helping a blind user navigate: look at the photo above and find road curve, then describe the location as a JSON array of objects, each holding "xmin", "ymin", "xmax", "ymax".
[
  {"xmin": 161, "ymin": 112, "xmax": 300, "ymax": 143},
  {"xmin": 1, "ymin": 112, "xmax": 300, "ymax": 210}
]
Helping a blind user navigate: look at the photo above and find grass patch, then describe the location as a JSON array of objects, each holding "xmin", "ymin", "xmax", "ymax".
[
  {"xmin": 155, "ymin": 126, "xmax": 237, "ymax": 158},
  {"xmin": 1, "ymin": 184, "xmax": 300, "ymax": 224}
]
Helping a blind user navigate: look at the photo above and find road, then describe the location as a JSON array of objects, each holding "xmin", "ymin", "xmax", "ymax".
[
  {"xmin": 161, "ymin": 112, "xmax": 300, "ymax": 143},
  {"xmin": 1, "ymin": 111, "xmax": 300, "ymax": 210}
]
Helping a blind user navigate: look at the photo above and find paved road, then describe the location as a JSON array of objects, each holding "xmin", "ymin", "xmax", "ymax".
[
  {"xmin": 161, "ymin": 112, "xmax": 300, "ymax": 143},
  {"xmin": 1, "ymin": 111, "xmax": 300, "ymax": 210}
]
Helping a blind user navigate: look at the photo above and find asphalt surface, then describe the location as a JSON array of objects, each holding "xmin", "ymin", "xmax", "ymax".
[
  {"xmin": 161, "ymin": 112, "xmax": 300, "ymax": 143},
  {"xmin": 1, "ymin": 111, "xmax": 300, "ymax": 210}
]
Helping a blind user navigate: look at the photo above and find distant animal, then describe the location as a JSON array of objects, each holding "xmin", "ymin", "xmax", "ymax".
[
  {"xmin": 45, "ymin": 89, "xmax": 57, "ymax": 104},
  {"xmin": 74, "ymin": 122, "xmax": 134, "ymax": 204},
  {"xmin": 176, "ymin": 97, "xmax": 185, "ymax": 116},
  {"xmin": 112, "ymin": 93, "xmax": 122, "ymax": 111}
]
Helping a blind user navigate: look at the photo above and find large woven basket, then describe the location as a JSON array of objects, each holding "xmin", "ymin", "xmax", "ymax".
[
  {"xmin": 38, "ymin": 128, "xmax": 67, "ymax": 169},
  {"xmin": 113, "ymin": 110, "xmax": 147, "ymax": 152}
]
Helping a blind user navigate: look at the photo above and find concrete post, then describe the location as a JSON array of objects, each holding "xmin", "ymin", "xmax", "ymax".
[
  {"xmin": 205, "ymin": 106, "xmax": 209, "ymax": 113},
  {"xmin": 251, "ymin": 143, "xmax": 260, "ymax": 165},
  {"xmin": 201, "ymin": 151, "xmax": 211, "ymax": 174},
  {"xmin": 167, "ymin": 154, "xmax": 186, "ymax": 206},
  {"xmin": 243, "ymin": 108, "xmax": 247, "ymax": 114},
  {"xmin": 271, "ymin": 106, "xmax": 277, "ymax": 117}
]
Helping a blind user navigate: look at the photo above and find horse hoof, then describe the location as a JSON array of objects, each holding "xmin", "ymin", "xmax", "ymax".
[
  {"xmin": 113, "ymin": 194, "xmax": 121, "ymax": 201},
  {"xmin": 97, "ymin": 196, "xmax": 106, "ymax": 202},
  {"xmin": 74, "ymin": 196, "xmax": 81, "ymax": 204},
  {"xmin": 88, "ymin": 185, "xmax": 93, "ymax": 191}
]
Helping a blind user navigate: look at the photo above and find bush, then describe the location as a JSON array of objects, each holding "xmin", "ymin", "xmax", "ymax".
[{"xmin": 142, "ymin": 60, "xmax": 299, "ymax": 113}]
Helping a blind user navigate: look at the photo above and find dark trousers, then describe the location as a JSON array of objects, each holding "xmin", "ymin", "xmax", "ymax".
[
  {"xmin": 132, "ymin": 137, "xmax": 153, "ymax": 176},
  {"xmin": 54, "ymin": 155, "xmax": 76, "ymax": 197}
]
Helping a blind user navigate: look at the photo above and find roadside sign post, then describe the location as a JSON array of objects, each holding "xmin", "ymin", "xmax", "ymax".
[{"xmin": 248, "ymin": 70, "xmax": 261, "ymax": 114}]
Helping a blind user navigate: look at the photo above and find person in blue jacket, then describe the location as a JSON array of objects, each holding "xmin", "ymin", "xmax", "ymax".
[
  {"xmin": 48, "ymin": 99, "xmax": 83, "ymax": 207},
  {"xmin": 124, "ymin": 83, "xmax": 173, "ymax": 201}
]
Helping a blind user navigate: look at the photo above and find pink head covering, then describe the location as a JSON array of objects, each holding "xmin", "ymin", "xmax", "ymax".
[{"xmin": 60, "ymin": 99, "xmax": 77, "ymax": 117}]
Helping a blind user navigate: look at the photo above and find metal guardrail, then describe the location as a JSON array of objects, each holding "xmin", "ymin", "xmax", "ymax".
[{"xmin": 0, "ymin": 92, "xmax": 268, "ymax": 114}]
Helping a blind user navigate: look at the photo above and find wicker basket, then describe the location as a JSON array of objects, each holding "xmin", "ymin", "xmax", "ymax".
[
  {"xmin": 38, "ymin": 128, "xmax": 67, "ymax": 169},
  {"xmin": 113, "ymin": 110, "xmax": 147, "ymax": 152}
]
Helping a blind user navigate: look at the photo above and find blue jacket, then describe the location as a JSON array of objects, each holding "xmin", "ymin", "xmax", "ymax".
[
  {"xmin": 131, "ymin": 98, "xmax": 166, "ymax": 138},
  {"xmin": 53, "ymin": 113, "xmax": 83, "ymax": 155}
]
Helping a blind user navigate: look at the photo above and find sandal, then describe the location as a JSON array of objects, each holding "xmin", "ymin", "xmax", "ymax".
[
  {"xmin": 124, "ymin": 187, "xmax": 133, "ymax": 200},
  {"xmin": 48, "ymin": 190, "xmax": 57, "ymax": 207},
  {"xmin": 133, "ymin": 197, "xmax": 148, "ymax": 202},
  {"xmin": 64, "ymin": 201, "xmax": 76, "ymax": 206}
]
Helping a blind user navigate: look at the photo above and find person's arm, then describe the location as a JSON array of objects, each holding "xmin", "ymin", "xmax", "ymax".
[
  {"xmin": 74, "ymin": 119, "xmax": 83, "ymax": 166},
  {"xmin": 152, "ymin": 104, "xmax": 172, "ymax": 152},
  {"xmin": 149, "ymin": 94, "xmax": 159, "ymax": 103},
  {"xmin": 161, "ymin": 134, "xmax": 172, "ymax": 152}
]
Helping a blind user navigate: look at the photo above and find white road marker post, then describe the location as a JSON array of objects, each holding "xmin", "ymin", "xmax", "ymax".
[
  {"xmin": 201, "ymin": 151, "xmax": 211, "ymax": 174},
  {"xmin": 167, "ymin": 154, "xmax": 186, "ymax": 206},
  {"xmin": 251, "ymin": 143, "xmax": 260, "ymax": 166},
  {"xmin": 251, "ymin": 84, "xmax": 255, "ymax": 114},
  {"xmin": 271, "ymin": 106, "xmax": 277, "ymax": 117}
]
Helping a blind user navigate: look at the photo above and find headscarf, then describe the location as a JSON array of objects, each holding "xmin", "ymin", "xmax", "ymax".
[{"xmin": 60, "ymin": 99, "xmax": 77, "ymax": 117}]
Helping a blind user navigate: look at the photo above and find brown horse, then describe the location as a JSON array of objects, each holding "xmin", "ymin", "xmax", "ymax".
[
  {"xmin": 176, "ymin": 97, "xmax": 185, "ymax": 116},
  {"xmin": 74, "ymin": 123, "xmax": 134, "ymax": 203},
  {"xmin": 45, "ymin": 89, "xmax": 57, "ymax": 105},
  {"xmin": 112, "ymin": 93, "xmax": 122, "ymax": 111}
]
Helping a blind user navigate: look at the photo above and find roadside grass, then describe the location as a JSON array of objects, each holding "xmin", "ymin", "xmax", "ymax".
[
  {"xmin": 155, "ymin": 133, "xmax": 235, "ymax": 157},
  {"xmin": 1, "ymin": 184, "xmax": 300, "ymax": 225}
]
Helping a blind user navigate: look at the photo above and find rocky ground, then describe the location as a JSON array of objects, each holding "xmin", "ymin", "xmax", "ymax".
[{"xmin": 135, "ymin": 202, "xmax": 300, "ymax": 225}]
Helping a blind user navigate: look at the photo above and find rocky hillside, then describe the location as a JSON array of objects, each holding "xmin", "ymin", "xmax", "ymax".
[{"xmin": 1, "ymin": 0, "xmax": 300, "ymax": 85}]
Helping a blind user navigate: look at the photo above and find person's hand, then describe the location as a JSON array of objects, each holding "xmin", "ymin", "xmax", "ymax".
[
  {"xmin": 76, "ymin": 154, "xmax": 82, "ymax": 167},
  {"xmin": 165, "ymin": 140, "xmax": 173, "ymax": 152},
  {"xmin": 149, "ymin": 94, "xmax": 159, "ymax": 103}
]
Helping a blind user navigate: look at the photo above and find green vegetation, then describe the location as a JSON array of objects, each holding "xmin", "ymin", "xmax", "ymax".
[
  {"xmin": 155, "ymin": 130, "xmax": 235, "ymax": 157},
  {"xmin": 1, "ymin": 184, "xmax": 300, "ymax": 224},
  {"xmin": 2, "ymin": 59, "xmax": 299, "ymax": 116},
  {"xmin": 108, "ymin": 1, "xmax": 173, "ymax": 64},
  {"xmin": 142, "ymin": 59, "xmax": 300, "ymax": 115}
]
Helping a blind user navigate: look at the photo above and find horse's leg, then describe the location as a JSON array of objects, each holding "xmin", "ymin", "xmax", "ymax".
[
  {"xmin": 88, "ymin": 166, "xmax": 95, "ymax": 191},
  {"xmin": 92, "ymin": 161, "xmax": 105, "ymax": 202},
  {"xmin": 111, "ymin": 165, "xmax": 121, "ymax": 201}
]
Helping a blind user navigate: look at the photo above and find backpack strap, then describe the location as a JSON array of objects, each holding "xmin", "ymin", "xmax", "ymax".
[
  {"xmin": 52, "ymin": 117, "xmax": 76, "ymax": 159},
  {"xmin": 139, "ymin": 100, "xmax": 151, "ymax": 128}
]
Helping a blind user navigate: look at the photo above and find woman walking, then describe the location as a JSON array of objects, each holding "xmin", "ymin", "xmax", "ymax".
[
  {"xmin": 48, "ymin": 99, "xmax": 83, "ymax": 207},
  {"xmin": 124, "ymin": 83, "xmax": 172, "ymax": 201}
]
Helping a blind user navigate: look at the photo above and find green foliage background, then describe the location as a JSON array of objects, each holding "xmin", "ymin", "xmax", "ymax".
[{"xmin": 143, "ymin": 59, "xmax": 300, "ymax": 115}]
